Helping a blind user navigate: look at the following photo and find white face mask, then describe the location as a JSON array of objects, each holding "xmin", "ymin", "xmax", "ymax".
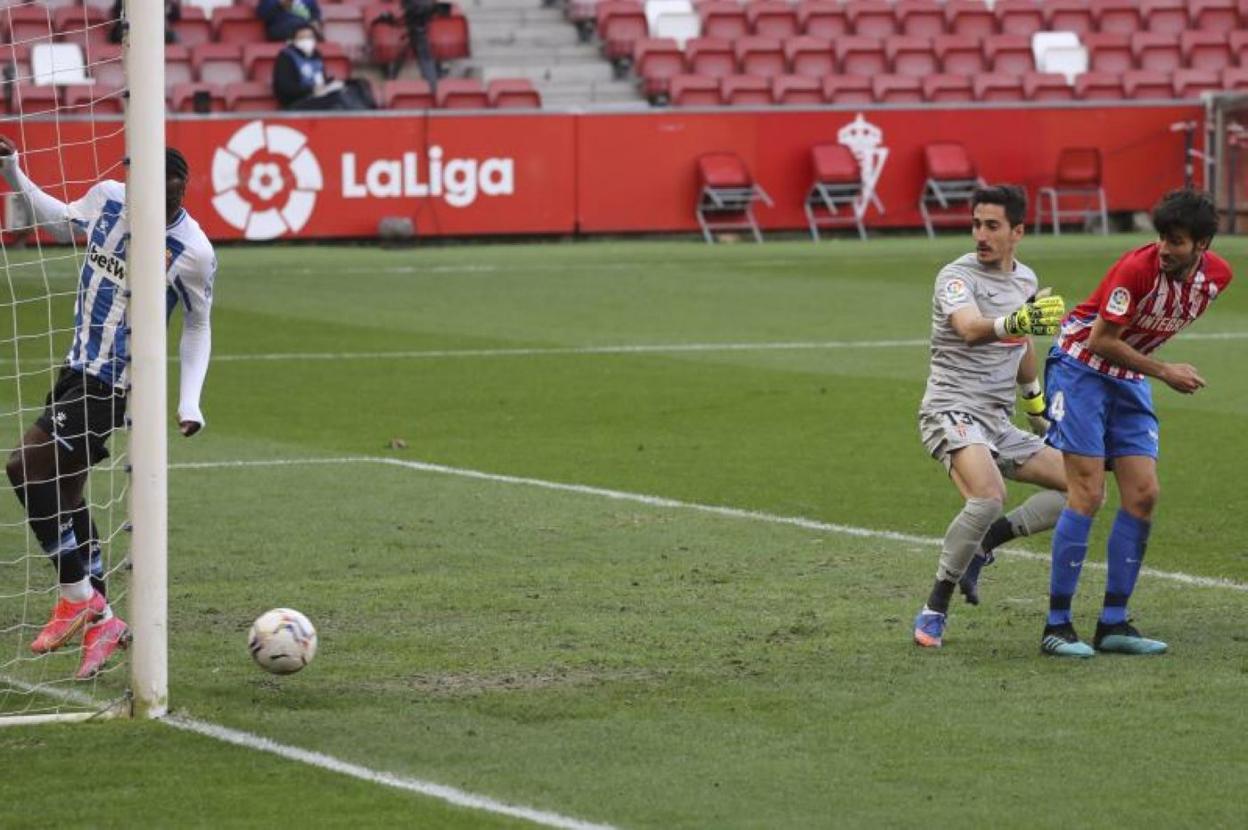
[{"xmin": 293, "ymin": 37, "xmax": 316, "ymax": 56}]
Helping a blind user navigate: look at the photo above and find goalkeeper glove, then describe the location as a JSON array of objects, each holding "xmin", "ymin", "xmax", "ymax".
[
  {"xmin": 994, "ymin": 289, "xmax": 1065, "ymax": 338},
  {"xmin": 1019, "ymin": 379, "xmax": 1050, "ymax": 436}
]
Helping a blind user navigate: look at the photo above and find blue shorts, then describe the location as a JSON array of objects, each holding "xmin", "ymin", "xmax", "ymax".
[{"xmin": 1044, "ymin": 349, "xmax": 1159, "ymax": 460}]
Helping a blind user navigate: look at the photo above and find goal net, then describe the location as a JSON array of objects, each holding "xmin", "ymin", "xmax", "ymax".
[
  {"xmin": 1207, "ymin": 91, "xmax": 1248, "ymax": 235},
  {"xmin": 0, "ymin": 0, "xmax": 166, "ymax": 725}
]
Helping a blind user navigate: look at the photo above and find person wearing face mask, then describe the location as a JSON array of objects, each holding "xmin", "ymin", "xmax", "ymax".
[
  {"xmin": 257, "ymin": 0, "xmax": 323, "ymax": 43},
  {"xmin": 272, "ymin": 25, "xmax": 375, "ymax": 111}
]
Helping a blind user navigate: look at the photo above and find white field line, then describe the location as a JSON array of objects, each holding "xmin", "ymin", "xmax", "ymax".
[{"xmin": 170, "ymin": 456, "xmax": 1248, "ymax": 593}]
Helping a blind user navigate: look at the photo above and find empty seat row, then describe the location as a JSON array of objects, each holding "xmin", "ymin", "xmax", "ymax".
[{"xmin": 1086, "ymin": 30, "xmax": 1248, "ymax": 73}]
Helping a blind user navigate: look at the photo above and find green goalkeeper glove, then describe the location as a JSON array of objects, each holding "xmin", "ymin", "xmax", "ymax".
[
  {"xmin": 1019, "ymin": 380, "xmax": 1050, "ymax": 436},
  {"xmin": 995, "ymin": 290, "xmax": 1065, "ymax": 337}
]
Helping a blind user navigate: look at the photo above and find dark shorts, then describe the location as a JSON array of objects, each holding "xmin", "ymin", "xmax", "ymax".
[{"xmin": 35, "ymin": 367, "xmax": 128, "ymax": 467}]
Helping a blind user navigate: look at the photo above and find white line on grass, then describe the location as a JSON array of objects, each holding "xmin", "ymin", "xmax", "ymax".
[{"xmin": 171, "ymin": 456, "xmax": 1248, "ymax": 594}]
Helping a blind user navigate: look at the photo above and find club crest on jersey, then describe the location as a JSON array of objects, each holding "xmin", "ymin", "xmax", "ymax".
[
  {"xmin": 86, "ymin": 244, "xmax": 125, "ymax": 284},
  {"xmin": 945, "ymin": 278, "xmax": 968, "ymax": 304},
  {"xmin": 1106, "ymin": 286, "xmax": 1131, "ymax": 316}
]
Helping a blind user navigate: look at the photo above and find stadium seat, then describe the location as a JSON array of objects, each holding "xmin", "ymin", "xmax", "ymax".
[
  {"xmin": 805, "ymin": 143, "xmax": 866, "ymax": 241},
  {"xmin": 31, "ymin": 43, "xmax": 89, "ymax": 85},
  {"xmin": 12, "ymin": 84, "xmax": 61, "ymax": 116},
  {"xmin": 822, "ymin": 74, "xmax": 872, "ymax": 104},
  {"xmin": 1036, "ymin": 147, "xmax": 1108, "ymax": 235},
  {"xmin": 919, "ymin": 141, "xmax": 984, "ymax": 237},
  {"xmin": 65, "ymin": 83, "xmax": 123, "ymax": 115},
  {"xmin": 1122, "ymin": 70, "xmax": 1173, "ymax": 99},
  {"xmin": 1044, "ymin": 0, "xmax": 1095, "ymax": 36},
  {"xmin": 1231, "ymin": 31, "xmax": 1248, "ymax": 67},
  {"xmin": 487, "ymin": 79, "xmax": 541, "ymax": 109},
  {"xmin": 687, "ymin": 37, "xmax": 736, "ymax": 78},
  {"xmin": 224, "ymin": 81, "xmax": 277, "ymax": 112},
  {"xmin": 184, "ymin": 0, "xmax": 233, "ymax": 13},
  {"xmin": 213, "ymin": 7, "xmax": 266, "ymax": 45},
  {"xmin": 0, "ymin": 43, "xmax": 31, "ymax": 88},
  {"xmin": 735, "ymin": 36, "xmax": 786, "ymax": 78},
  {"xmin": 1181, "ymin": 32, "xmax": 1232, "ymax": 72},
  {"xmin": 797, "ymin": 1, "xmax": 848, "ymax": 39},
  {"xmin": 1222, "ymin": 66, "xmax": 1248, "ymax": 91},
  {"xmin": 635, "ymin": 37, "xmax": 686, "ymax": 102},
  {"xmin": 699, "ymin": 2, "xmax": 748, "ymax": 41},
  {"xmin": 566, "ymin": 0, "xmax": 600, "ymax": 41},
  {"xmin": 747, "ymin": 2, "xmax": 799, "ymax": 39},
  {"xmin": 973, "ymin": 74, "xmax": 1025, "ymax": 102},
  {"xmin": 52, "ymin": 5, "xmax": 111, "ymax": 53},
  {"xmin": 934, "ymin": 35, "xmax": 984, "ymax": 74},
  {"xmin": 996, "ymin": 0, "xmax": 1045, "ymax": 38},
  {"xmin": 192, "ymin": 43, "xmax": 245, "ymax": 86},
  {"xmin": 323, "ymin": 6, "xmax": 368, "ymax": 61},
  {"xmin": 172, "ymin": 6, "xmax": 213, "ymax": 49},
  {"xmin": 1033, "ymin": 32, "xmax": 1087, "ymax": 82},
  {"xmin": 169, "ymin": 82, "xmax": 227, "ymax": 113},
  {"xmin": 380, "ymin": 79, "xmax": 433, "ymax": 110},
  {"xmin": 365, "ymin": 5, "xmax": 406, "ymax": 68},
  {"xmin": 872, "ymin": 73, "xmax": 922, "ymax": 103},
  {"xmin": 5, "ymin": 7, "xmax": 54, "ymax": 45},
  {"xmin": 670, "ymin": 73, "xmax": 720, "ymax": 105},
  {"xmin": 721, "ymin": 74, "xmax": 771, "ymax": 105},
  {"xmin": 695, "ymin": 152, "xmax": 771, "ymax": 243},
  {"xmin": 886, "ymin": 36, "xmax": 938, "ymax": 77},
  {"xmin": 646, "ymin": 1, "xmax": 699, "ymax": 47},
  {"xmin": 1092, "ymin": 0, "xmax": 1143, "ymax": 35},
  {"xmin": 1074, "ymin": 71, "xmax": 1124, "ymax": 100},
  {"xmin": 983, "ymin": 34, "xmax": 1033, "ymax": 74},
  {"xmin": 922, "ymin": 73, "xmax": 973, "ymax": 102},
  {"xmin": 772, "ymin": 74, "xmax": 822, "ymax": 104},
  {"xmin": 1173, "ymin": 69, "xmax": 1222, "ymax": 99},
  {"xmin": 1141, "ymin": 0, "xmax": 1189, "ymax": 35},
  {"xmin": 428, "ymin": 5, "xmax": 471, "ymax": 62},
  {"xmin": 598, "ymin": 2, "xmax": 648, "ymax": 65},
  {"xmin": 87, "ymin": 43, "xmax": 124, "ymax": 88},
  {"xmin": 1023, "ymin": 72, "xmax": 1075, "ymax": 101},
  {"xmin": 164, "ymin": 44, "xmax": 193, "ymax": 88},
  {"xmin": 1131, "ymin": 32, "xmax": 1181, "ymax": 73},
  {"xmin": 435, "ymin": 78, "xmax": 488, "ymax": 109},
  {"xmin": 835, "ymin": 36, "xmax": 886, "ymax": 76},
  {"xmin": 945, "ymin": 1, "xmax": 996, "ymax": 37},
  {"xmin": 895, "ymin": 0, "xmax": 945, "ymax": 37},
  {"xmin": 783, "ymin": 36, "xmax": 834, "ymax": 78},
  {"xmin": 1085, "ymin": 32, "xmax": 1133, "ymax": 74},
  {"xmin": 1191, "ymin": 0, "xmax": 1239, "ymax": 30},
  {"xmin": 242, "ymin": 43, "xmax": 284, "ymax": 83},
  {"xmin": 845, "ymin": 1, "xmax": 897, "ymax": 38}
]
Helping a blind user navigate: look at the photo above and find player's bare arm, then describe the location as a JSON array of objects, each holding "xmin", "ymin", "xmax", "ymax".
[{"xmin": 1087, "ymin": 316, "xmax": 1206, "ymax": 393}]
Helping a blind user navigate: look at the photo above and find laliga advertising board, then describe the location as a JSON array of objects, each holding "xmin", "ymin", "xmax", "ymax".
[{"xmin": 173, "ymin": 114, "xmax": 578, "ymax": 240}]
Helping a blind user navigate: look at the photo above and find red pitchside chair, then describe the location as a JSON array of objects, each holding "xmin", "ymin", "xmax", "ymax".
[
  {"xmin": 805, "ymin": 143, "xmax": 867, "ymax": 241},
  {"xmin": 695, "ymin": 153, "xmax": 772, "ymax": 244},
  {"xmin": 918, "ymin": 141, "xmax": 985, "ymax": 238},
  {"xmin": 1035, "ymin": 147, "xmax": 1108, "ymax": 235}
]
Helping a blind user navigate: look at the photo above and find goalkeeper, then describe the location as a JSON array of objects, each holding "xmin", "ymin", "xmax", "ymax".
[{"xmin": 912, "ymin": 185, "xmax": 1069, "ymax": 649}]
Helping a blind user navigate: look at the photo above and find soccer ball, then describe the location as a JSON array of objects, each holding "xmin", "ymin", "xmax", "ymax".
[{"xmin": 248, "ymin": 608, "xmax": 317, "ymax": 675}]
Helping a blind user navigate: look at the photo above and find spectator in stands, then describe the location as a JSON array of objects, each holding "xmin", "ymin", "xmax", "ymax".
[
  {"xmin": 109, "ymin": 0, "xmax": 181, "ymax": 44},
  {"xmin": 272, "ymin": 25, "xmax": 375, "ymax": 111},
  {"xmin": 258, "ymin": 0, "xmax": 324, "ymax": 42}
]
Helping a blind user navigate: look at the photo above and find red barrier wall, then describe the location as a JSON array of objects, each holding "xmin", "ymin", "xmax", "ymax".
[{"xmin": 4, "ymin": 105, "xmax": 1202, "ymax": 241}]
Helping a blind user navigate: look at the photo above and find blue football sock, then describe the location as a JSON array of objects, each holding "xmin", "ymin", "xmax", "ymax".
[
  {"xmin": 1049, "ymin": 508, "xmax": 1093, "ymax": 626},
  {"xmin": 1101, "ymin": 508, "xmax": 1151, "ymax": 625}
]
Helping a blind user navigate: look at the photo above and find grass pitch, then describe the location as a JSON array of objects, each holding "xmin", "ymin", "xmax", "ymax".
[{"xmin": 1, "ymin": 234, "xmax": 1246, "ymax": 828}]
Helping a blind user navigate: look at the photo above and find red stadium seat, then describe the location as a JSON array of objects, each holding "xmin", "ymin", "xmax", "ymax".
[
  {"xmin": 1085, "ymin": 32, "xmax": 1133, "ymax": 74},
  {"xmin": 922, "ymin": 73, "xmax": 973, "ymax": 102},
  {"xmin": 822, "ymin": 74, "xmax": 872, "ymax": 104},
  {"xmin": 784, "ymin": 36, "xmax": 834, "ymax": 78},
  {"xmin": 1075, "ymin": 71, "xmax": 1125, "ymax": 100},
  {"xmin": 872, "ymin": 73, "xmax": 922, "ymax": 103},
  {"xmin": 192, "ymin": 43, "xmax": 245, "ymax": 86},
  {"xmin": 945, "ymin": 1, "xmax": 996, "ymax": 37},
  {"xmin": 934, "ymin": 34, "xmax": 984, "ymax": 74},
  {"xmin": 365, "ymin": 5, "xmax": 406, "ymax": 67},
  {"xmin": 172, "ymin": 6, "xmax": 213, "ymax": 49},
  {"xmin": 919, "ymin": 141, "xmax": 983, "ymax": 237},
  {"xmin": 1181, "ymin": 32, "xmax": 1232, "ymax": 72},
  {"xmin": 435, "ymin": 78, "xmax": 488, "ymax": 109},
  {"xmin": 696, "ymin": 152, "xmax": 770, "ymax": 243},
  {"xmin": 86, "ymin": 43, "xmax": 124, "ymax": 88},
  {"xmin": 772, "ymin": 74, "xmax": 822, "ymax": 104},
  {"xmin": 488, "ymin": 79, "xmax": 541, "ymax": 109},
  {"xmin": 380, "ymin": 79, "xmax": 433, "ymax": 110},
  {"xmin": 1231, "ymin": 31, "xmax": 1248, "ymax": 66},
  {"xmin": 995, "ymin": 0, "xmax": 1044, "ymax": 38},
  {"xmin": 169, "ymin": 82, "xmax": 227, "ymax": 113},
  {"xmin": 65, "ymin": 83, "xmax": 123, "ymax": 115},
  {"xmin": 1122, "ymin": 70, "xmax": 1173, "ymax": 99},
  {"xmin": 5, "ymin": 6, "xmax": 53, "ymax": 44},
  {"xmin": 598, "ymin": 2, "xmax": 647, "ymax": 64},
  {"xmin": 1222, "ymin": 66, "xmax": 1248, "ymax": 91},
  {"xmin": 797, "ymin": 1, "xmax": 848, "ymax": 39},
  {"xmin": 983, "ymin": 34, "xmax": 1033, "ymax": 74},
  {"xmin": 242, "ymin": 43, "xmax": 284, "ymax": 83},
  {"xmin": 0, "ymin": 43, "xmax": 31, "ymax": 87},
  {"xmin": 805, "ymin": 143, "xmax": 867, "ymax": 240},
  {"xmin": 1192, "ymin": 0, "xmax": 1239, "ymax": 30},
  {"xmin": 1023, "ymin": 72, "xmax": 1075, "ymax": 101},
  {"xmin": 699, "ymin": 2, "xmax": 748, "ymax": 41},
  {"xmin": 845, "ymin": 1, "xmax": 896, "ymax": 38},
  {"xmin": 1141, "ymin": 0, "xmax": 1189, "ymax": 35},
  {"xmin": 165, "ymin": 44, "xmax": 194, "ymax": 88},
  {"xmin": 428, "ymin": 5, "xmax": 470, "ymax": 61},
  {"xmin": 1036, "ymin": 147, "xmax": 1108, "ymax": 235},
  {"xmin": 323, "ymin": 5, "xmax": 368, "ymax": 61},
  {"xmin": 214, "ymin": 7, "xmax": 266, "ymax": 45},
  {"xmin": 721, "ymin": 74, "xmax": 771, "ymax": 105},
  {"xmin": 687, "ymin": 37, "xmax": 736, "ymax": 78},
  {"xmin": 1173, "ymin": 69, "xmax": 1222, "ymax": 99},
  {"xmin": 224, "ymin": 81, "xmax": 278, "ymax": 112},
  {"xmin": 1091, "ymin": 0, "xmax": 1143, "ymax": 35},
  {"xmin": 835, "ymin": 36, "xmax": 886, "ymax": 76},
  {"xmin": 973, "ymin": 74, "xmax": 1025, "ymax": 102},
  {"xmin": 1131, "ymin": 32, "xmax": 1181, "ymax": 73},
  {"xmin": 885, "ymin": 36, "xmax": 938, "ymax": 77},
  {"xmin": 13, "ymin": 84, "xmax": 60, "ymax": 116},
  {"xmin": 53, "ymin": 6, "xmax": 111, "ymax": 53},
  {"xmin": 735, "ymin": 36, "xmax": 786, "ymax": 78},
  {"xmin": 670, "ymin": 73, "xmax": 720, "ymax": 105},
  {"xmin": 1044, "ymin": 0, "xmax": 1095, "ymax": 36},
  {"xmin": 747, "ymin": 2, "xmax": 799, "ymax": 38},
  {"xmin": 895, "ymin": 0, "xmax": 945, "ymax": 37},
  {"xmin": 635, "ymin": 38, "xmax": 686, "ymax": 103}
]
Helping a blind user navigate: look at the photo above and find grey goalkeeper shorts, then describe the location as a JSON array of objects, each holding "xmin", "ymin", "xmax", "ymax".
[{"xmin": 919, "ymin": 409, "xmax": 1046, "ymax": 478}]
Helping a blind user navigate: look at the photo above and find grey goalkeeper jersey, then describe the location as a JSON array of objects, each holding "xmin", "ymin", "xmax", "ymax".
[{"xmin": 919, "ymin": 253, "xmax": 1038, "ymax": 417}]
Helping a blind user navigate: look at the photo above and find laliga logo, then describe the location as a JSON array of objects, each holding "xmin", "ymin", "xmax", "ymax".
[{"xmin": 212, "ymin": 120, "xmax": 322, "ymax": 241}]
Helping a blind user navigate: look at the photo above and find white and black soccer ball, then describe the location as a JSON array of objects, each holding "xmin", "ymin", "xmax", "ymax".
[{"xmin": 248, "ymin": 608, "xmax": 317, "ymax": 675}]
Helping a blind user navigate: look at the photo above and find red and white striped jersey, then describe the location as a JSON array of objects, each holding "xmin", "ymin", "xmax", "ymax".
[{"xmin": 1056, "ymin": 242, "xmax": 1233, "ymax": 380}]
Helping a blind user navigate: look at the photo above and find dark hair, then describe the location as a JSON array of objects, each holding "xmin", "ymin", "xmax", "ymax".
[
  {"xmin": 972, "ymin": 184, "xmax": 1027, "ymax": 227},
  {"xmin": 1152, "ymin": 188, "xmax": 1218, "ymax": 244},
  {"xmin": 166, "ymin": 146, "xmax": 189, "ymax": 181}
]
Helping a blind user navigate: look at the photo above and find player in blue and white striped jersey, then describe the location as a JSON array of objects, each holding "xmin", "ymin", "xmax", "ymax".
[{"xmin": 0, "ymin": 136, "xmax": 216, "ymax": 679}]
